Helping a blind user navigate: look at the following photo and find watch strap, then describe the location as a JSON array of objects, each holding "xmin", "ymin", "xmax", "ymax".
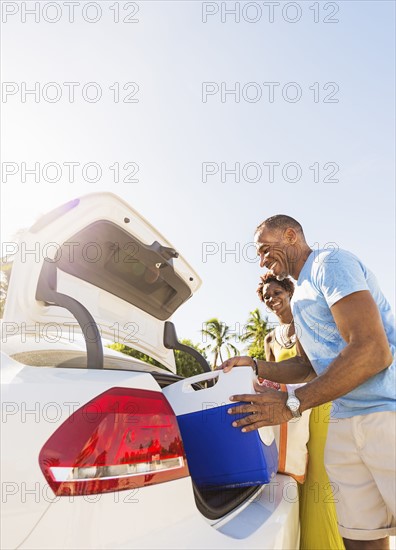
[{"xmin": 251, "ymin": 357, "xmax": 259, "ymax": 376}]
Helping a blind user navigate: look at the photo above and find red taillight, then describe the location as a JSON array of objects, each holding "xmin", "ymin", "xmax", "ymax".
[{"xmin": 39, "ymin": 388, "xmax": 188, "ymax": 496}]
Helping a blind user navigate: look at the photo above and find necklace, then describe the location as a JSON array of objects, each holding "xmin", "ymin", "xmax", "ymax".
[{"xmin": 278, "ymin": 321, "xmax": 296, "ymax": 349}]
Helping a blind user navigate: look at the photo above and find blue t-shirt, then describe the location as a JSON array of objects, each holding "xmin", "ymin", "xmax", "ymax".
[{"xmin": 291, "ymin": 249, "xmax": 395, "ymax": 419}]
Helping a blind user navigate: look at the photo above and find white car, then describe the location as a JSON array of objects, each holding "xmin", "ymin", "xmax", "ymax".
[{"xmin": 1, "ymin": 192, "xmax": 299, "ymax": 549}]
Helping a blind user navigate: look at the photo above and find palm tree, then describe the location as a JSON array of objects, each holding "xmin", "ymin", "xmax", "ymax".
[
  {"xmin": 201, "ymin": 318, "xmax": 239, "ymax": 369},
  {"xmin": 240, "ymin": 308, "xmax": 270, "ymax": 359}
]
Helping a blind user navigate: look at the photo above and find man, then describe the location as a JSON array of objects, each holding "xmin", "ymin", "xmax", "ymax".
[{"xmin": 221, "ymin": 215, "xmax": 395, "ymax": 550}]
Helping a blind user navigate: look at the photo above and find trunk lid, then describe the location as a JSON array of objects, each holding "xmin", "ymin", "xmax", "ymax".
[{"xmin": 3, "ymin": 193, "xmax": 201, "ymax": 373}]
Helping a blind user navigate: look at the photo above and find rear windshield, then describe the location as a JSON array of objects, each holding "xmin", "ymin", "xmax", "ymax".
[
  {"xmin": 10, "ymin": 350, "xmax": 181, "ymax": 388},
  {"xmin": 10, "ymin": 350, "xmax": 168, "ymax": 373}
]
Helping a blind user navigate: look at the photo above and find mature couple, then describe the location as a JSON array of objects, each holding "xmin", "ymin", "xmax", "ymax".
[{"xmin": 220, "ymin": 215, "xmax": 395, "ymax": 550}]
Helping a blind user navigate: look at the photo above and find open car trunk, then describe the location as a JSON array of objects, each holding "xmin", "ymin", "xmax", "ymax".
[
  {"xmin": 7, "ymin": 344, "xmax": 261, "ymax": 521},
  {"xmin": 3, "ymin": 193, "xmax": 202, "ymax": 373}
]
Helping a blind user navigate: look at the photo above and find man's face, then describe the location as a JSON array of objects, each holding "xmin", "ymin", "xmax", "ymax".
[{"xmin": 254, "ymin": 227, "xmax": 292, "ymax": 280}]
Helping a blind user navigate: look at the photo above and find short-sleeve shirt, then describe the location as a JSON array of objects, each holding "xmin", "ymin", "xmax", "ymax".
[{"xmin": 291, "ymin": 249, "xmax": 395, "ymax": 419}]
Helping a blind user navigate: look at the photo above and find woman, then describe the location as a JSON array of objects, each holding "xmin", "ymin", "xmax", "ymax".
[
  {"xmin": 257, "ymin": 272, "xmax": 344, "ymax": 550},
  {"xmin": 259, "ymin": 274, "xmax": 296, "ymax": 364}
]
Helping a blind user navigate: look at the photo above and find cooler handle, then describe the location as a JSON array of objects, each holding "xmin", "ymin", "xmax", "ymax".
[
  {"xmin": 181, "ymin": 369, "xmax": 222, "ymax": 392},
  {"xmin": 180, "ymin": 367, "xmax": 256, "ymax": 393}
]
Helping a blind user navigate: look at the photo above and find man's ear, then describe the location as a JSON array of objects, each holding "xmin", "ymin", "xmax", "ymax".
[{"xmin": 284, "ymin": 227, "xmax": 298, "ymax": 244}]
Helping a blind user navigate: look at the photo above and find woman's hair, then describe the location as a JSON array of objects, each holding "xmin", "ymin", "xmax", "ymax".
[{"xmin": 257, "ymin": 272, "xmax": 295, "ymax": 303}]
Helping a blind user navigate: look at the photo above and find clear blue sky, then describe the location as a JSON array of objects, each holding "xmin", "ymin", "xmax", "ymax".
[{"xmin": 1, "ymin": 1, "xmax": 395, "ymax": 351}]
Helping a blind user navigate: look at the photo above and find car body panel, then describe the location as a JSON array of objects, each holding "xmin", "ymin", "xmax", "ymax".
[{"xmin": 17, "ymin": 477, "xmax": 299, "ymax": 550}]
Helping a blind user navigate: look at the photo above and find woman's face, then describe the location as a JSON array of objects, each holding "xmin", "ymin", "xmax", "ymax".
[{"xmin": 262, "ymin": 281, "xmax": 292, "ymax": 316}]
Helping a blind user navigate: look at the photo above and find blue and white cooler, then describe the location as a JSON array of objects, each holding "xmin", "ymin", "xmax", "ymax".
[{"xmin": 163, "ymin": 367, "xmax": 278, "ymax": 490}]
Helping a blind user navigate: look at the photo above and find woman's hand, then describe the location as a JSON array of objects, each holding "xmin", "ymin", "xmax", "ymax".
[{"xmin": 217, "ymin": 356, "xmax": 254, "ymax": 372}]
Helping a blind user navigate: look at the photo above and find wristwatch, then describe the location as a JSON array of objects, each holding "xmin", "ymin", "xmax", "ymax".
[{"xmin": 286, "ymin": 387, "xmax": 302, "ymax": 418}]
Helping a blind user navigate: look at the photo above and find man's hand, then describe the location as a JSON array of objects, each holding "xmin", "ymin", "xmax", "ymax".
[
  {"xmin": 217, "ymin": 356, "xmax": 254, "ymax": 372},
  {"xmin": 228, "ymin": 383, "xmax": 293, "ymax": 431}
]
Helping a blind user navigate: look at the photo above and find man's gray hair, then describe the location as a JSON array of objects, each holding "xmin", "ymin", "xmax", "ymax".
[{"xmin": 256, "ymin": 215, "xmax": 304, "ymax": 236}]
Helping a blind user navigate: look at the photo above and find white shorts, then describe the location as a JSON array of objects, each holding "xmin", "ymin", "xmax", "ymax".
[{"xmin": 324, "ymin": 411, "xmax": 396, "ymax": 541}]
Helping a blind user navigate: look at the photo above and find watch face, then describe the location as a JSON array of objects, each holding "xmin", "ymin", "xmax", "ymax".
[{"xmin": 287, "ymin": 396, "xmax": 300, "ymax": 412}]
